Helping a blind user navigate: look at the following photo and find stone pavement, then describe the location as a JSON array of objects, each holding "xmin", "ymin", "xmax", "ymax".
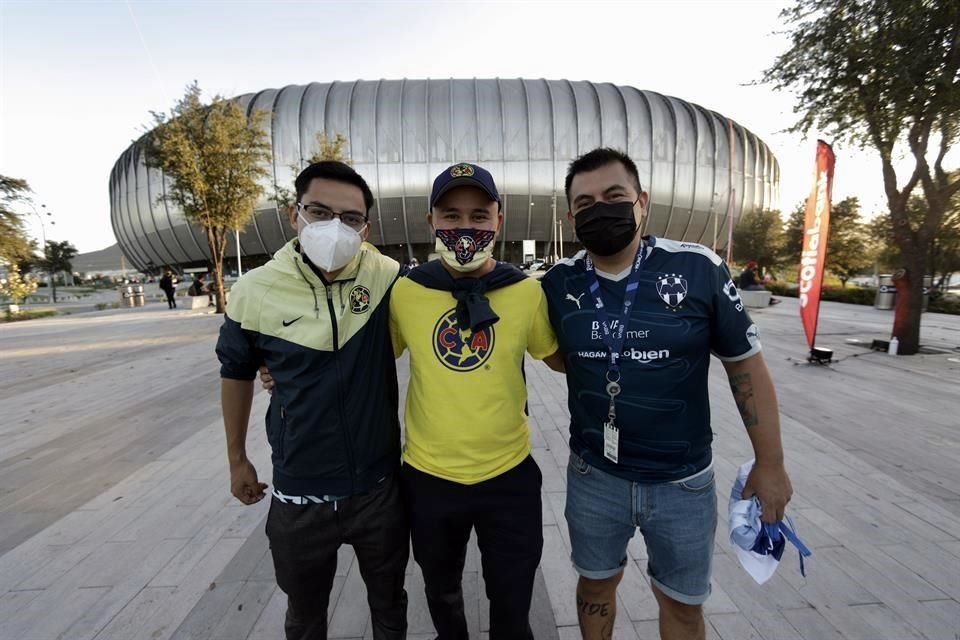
[{"xmin": 0, "ymin": 298, "xmax": 959, "ymax": 639}]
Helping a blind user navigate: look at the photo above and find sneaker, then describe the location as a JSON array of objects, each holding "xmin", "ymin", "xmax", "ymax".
[{"xmin": 769, "ymin": 298, "xmax": 781, "ymax": 305}]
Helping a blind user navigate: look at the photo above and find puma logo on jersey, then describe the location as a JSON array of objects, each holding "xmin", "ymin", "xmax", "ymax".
[{"xmin": 566, "ymin": 293, "xmax": 585, "ymax": 309}]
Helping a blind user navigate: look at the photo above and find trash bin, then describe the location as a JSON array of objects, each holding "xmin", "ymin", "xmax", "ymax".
[
  {"xmin": 875, "ymin": 274, "xmax": 896, "ymax": 310},
  {"xmin": 119, "ymin": 285, "xmax": 135, "ymax": 308},
  {"xmin": 922, "ymin": 275, "xmax": 933, "ymax": 312},
  {"xmin": 118, "ymin": 285, "xmax": 146, "ymax": 307},
  {"xmin": 133, "ymin": 284, "xmax": 145, "ymax": 307}
]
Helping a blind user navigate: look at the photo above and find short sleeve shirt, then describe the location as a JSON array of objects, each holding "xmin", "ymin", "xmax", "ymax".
[
  {"xmin": 390, "ymin": 274, "xmax": 558, "ymax": 484},
  {"xmin": 540, "ymin": 237, "xmax": 760, "ymax": 482}
]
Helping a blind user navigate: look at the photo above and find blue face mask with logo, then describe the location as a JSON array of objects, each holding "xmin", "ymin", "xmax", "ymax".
[
  {"xmin": 435, "ymin": 228, "xmax": 496, "ymax": 272},
  {"xmin": 728, "ymin": 460, "xmax": 812, "ymax": 584}
]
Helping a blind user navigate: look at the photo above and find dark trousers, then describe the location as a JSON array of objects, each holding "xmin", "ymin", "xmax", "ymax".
[
  {"xmin": 266, "ymin": 474, "xmax": 409, "ymax": 640},
  {"xmin": 401, "ymin": 456, "xmax": 543, "ymax": 640},
  {"xmin": 163, "ymin": 289, "xmax": 176, "ymax": 308}
]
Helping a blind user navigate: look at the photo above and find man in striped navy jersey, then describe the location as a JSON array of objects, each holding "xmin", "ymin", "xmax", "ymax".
[{"xmin": 541, "ymin": 148, "xmax": 793, "ymax": 640}]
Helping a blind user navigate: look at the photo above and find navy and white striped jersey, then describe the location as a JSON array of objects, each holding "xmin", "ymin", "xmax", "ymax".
[{"xmin": 541, "ymin": 236, "xmax": 761, "ymax": 483}]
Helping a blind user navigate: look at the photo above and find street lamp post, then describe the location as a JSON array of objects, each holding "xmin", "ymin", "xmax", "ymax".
[
  {"xmin": 25, "ymin": 202, "xmax": 56, "ymax": 300},
  {"xmin": 557, "ymin": 215, "xmax": 563, "ymax": 261},
  {"xmin": 551, "ymin": 194, "xmax": 559, "ymax": 263},
  {"xmin": 236, "ymin": 229, "xmax": 242, "ymax": 276},
  {"xmin": 26, "ymin": 202, "xmax": 54, "ymax": 246}
]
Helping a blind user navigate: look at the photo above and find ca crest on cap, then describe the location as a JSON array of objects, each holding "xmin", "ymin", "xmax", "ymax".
[{"xmin": 450, "ymin": 163, "xmax": 475, "ymax": 178}]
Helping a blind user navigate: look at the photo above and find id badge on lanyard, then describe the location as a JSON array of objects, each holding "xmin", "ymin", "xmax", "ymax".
[
  {"xmin": 585, "ymin": 244, "xmax": 646, "ymax": 464},
  {"xmin": 603, "ymin": 381, "xmax": 621, "ymax": 464}
]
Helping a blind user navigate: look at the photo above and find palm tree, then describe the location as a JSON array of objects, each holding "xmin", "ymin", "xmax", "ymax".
[{"xmin": 39, "ymin": 240, "xmax": 78, "ymax": 303}]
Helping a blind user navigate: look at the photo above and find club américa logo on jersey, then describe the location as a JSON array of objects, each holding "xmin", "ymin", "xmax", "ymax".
[
  {"xmin": 349, "ymin": 285, "xmax": 371, "ymax": 314},
  {"xmin": 432, "ymin": 308, "xmax": 495, "ymax": 372}
]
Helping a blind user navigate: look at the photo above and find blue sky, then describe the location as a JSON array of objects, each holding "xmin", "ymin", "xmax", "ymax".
[{"xmin": 0, "ymin": 0, "xmax": 909, "ymax": 252}]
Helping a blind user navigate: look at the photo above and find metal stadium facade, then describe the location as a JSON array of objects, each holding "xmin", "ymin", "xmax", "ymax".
[{"xmin": 109, "ymin": 78, "xmax": 780, "ymax": 271}]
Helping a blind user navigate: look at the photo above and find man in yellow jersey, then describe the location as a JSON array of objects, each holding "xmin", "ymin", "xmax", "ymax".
[{"xmin": 392, "ymin": 163, "xmax": 563, "ymax": 640}]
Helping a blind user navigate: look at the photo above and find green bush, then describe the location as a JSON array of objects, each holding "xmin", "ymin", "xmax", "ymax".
[
  {"xmin": 767, "ymin": 282, "xmax": 799, "ymax": 298},
  {"xmin": 763, "ymin": 283, "xmax": 959, "ymax": 315},
  {"xmin": 766, "ymin": 282, "xmax": 874, "ymax": 304},
  {"xmin": 2, "ymin": 308, "xmax": 57, "ymax": 322},
  {"xmin": 820, "ymin": 286, "xmax": 878, "ymax": 305},
  {"xmin": 929, "ymin": 296, "xmax": 960, "ymax": 315}
]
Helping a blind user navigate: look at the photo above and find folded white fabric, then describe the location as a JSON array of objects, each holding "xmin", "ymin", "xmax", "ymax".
[{"xmin": 728, "ymin": 459, "xmax": 811, "ymax": 584}]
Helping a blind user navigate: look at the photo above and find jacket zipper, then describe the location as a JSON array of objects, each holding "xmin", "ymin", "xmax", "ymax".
[
  {"xmin": 325, "ymin": 282, "xmax": 356, "ymax": 494},
  {"xmin": 278, "ymin": 405, "xmax": 287, "ymax": 459}
]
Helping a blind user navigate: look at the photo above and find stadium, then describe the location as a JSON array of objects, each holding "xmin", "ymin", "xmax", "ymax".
[{"xmin": 109, "ymin": 78, "xmax": 780, "ymax": 272}]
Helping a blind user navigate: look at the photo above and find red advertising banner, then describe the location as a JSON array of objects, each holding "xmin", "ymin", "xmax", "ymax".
[{"xmin": 799, "ymin": 140, "xmax": 835, "ymax": 349}]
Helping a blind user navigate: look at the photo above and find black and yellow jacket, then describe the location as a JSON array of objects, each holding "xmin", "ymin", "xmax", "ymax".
[{"xmin": 216, "ymin": 239, "xmax": 402, "ymax": 497}]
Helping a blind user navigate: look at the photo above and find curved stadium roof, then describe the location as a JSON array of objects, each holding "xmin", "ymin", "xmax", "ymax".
[{"xmin": 109, "ymin": 78, "xmax": 779, "ymax": 270}]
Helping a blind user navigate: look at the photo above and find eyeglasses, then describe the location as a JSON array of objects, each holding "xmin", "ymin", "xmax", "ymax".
[{"xmin": 297, "ymin": 202, "xmax": 368, "ymax": 231}]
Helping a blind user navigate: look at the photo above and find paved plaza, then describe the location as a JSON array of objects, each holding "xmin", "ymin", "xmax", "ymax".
[{"xmin": 1, "ymin": 296, "xmax": 959, "ymax": 639}]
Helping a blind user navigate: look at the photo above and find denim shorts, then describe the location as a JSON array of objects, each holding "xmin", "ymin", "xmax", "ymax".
[{"xmin": 564, "ymin": 451, "xmax": 717, "ymax": 605}]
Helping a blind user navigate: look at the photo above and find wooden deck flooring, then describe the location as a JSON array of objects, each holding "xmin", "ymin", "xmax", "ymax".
[{"xmin": 1, "ymin": 299, "xmax": 958, "ymax": 639}]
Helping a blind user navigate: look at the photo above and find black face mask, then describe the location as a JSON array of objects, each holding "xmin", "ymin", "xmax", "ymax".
[{"xmin": 574, "ymin": 199, "xmax": 639, "ymax": 256}]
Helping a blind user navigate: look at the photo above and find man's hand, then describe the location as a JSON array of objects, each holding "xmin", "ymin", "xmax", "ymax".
[
  {"xmin": 230, "ymin": 459, "xmax": 268, "ymax": 505},
  {"xmin": 741, "ymin": 461, "xmax": 793, "ymax": 523},
  {"xmin": 258, "ymin": 366, "xmax": 275, "ymax": 394},
  {"xmin": 543, "ymin": 350, "xmax": 566, "ymax": 373}
]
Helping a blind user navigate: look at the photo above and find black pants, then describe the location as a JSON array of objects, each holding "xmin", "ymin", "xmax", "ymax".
[
  {"xmin": 163, "ymin": 289, "xmax": 176, "ymax": 308},
  {"xmin": 266, "ymin": 474, "xmax": 409, "ymax": 640},
  {"xmin": 401, "ymin": 456, "xmax": 543, "ymax": 640}
]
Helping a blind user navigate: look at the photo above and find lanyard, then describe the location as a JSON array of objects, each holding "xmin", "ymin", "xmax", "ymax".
[{"xmin": 584, "ymin": 243, "xmax": 647, "ymax": 424}]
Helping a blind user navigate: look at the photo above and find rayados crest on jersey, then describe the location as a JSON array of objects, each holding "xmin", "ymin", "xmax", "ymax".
[
  {"xmin": 432, "ymin": 308, "xmax": 495, "ymax": 372},
  {"xmin": 656, "ymin": 273, "xmax": 688, "ymax": 308}
]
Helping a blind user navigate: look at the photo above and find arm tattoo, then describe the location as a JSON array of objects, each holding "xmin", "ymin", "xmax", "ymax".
[{"xmin": 729, "ymin": 372, "xmax": 759, "ymax": 428}]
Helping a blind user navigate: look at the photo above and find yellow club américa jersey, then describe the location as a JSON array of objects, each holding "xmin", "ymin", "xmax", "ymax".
[{"xmin": 390, "ymin": 274, "xmax": 558, "ymax": 484}]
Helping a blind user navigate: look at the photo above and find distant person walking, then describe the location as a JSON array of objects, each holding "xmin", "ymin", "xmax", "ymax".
[{"xmin": 159, "ymin": 270, "xmax": 178, "ymax": 309}]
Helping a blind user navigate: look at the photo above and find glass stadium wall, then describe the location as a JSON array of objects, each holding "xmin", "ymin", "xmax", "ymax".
[{"xmin": 109, "ymin": 78, "xmax": 780, "ymax": 272}]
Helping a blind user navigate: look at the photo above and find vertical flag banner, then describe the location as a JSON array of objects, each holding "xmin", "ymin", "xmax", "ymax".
[{"xmin": 798, "ymin": 140, "xmax": 835, "ymax": 349}]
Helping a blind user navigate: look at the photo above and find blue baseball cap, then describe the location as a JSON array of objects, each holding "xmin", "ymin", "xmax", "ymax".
[{"xmin": 430, "ymin": 163, "xmax": 502, "ymax": 210}]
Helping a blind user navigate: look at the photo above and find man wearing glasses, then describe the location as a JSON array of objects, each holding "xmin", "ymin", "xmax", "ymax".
[{"xmin": 217, "ymin": 161, "xmax": 408, "ymax": 640}]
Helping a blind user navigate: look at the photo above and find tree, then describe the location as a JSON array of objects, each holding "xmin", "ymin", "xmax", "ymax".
[
  {"xmin": 0, "ymin": 175, "xmax": 35, "ymax": 265},
  {"xmin": 273, "ymin": 131, "xmax": 349, "ymax": 211},
  {"xmin": 145, "ymin": 82, "xmax": 271, "ymax": 313},
  {"xmin": 732, "ymin": 209, "xmax": 785, "ymax": 275},
  {"xmin": 0, "ymin": 265, "xmax": 38, "ymax": 311},
  {"xmin": 764, "ymin": 0, "xmax": 960, "ymax": 354},
  {"xmin": 38, "ymin": 240, "xmax": 77, "ymax": 304},
  {"xmin": 824, "ymin": 197, "xmax": 874, "ymax": 286},
  {"xmin": 314, "ymin": 132, "xmax": 349, "ymax": 164},
  {"xmin": 871, "ymin": 192, "xmax": 960, "ymax": 287},
  {"xmin": 780, "ymin": 202, "xmax": 807, "ymax": 266},
  {"xmin": 932, "ymin": 205, "xmax": 960, "ymax": 287},
  {"xmin": 14, "ymin": 239, "xmax": 39, "ymax": 275}
]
